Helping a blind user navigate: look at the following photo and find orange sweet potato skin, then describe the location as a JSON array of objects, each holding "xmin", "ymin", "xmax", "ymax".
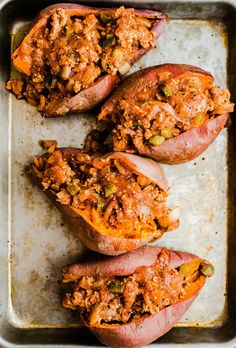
[
  {"xmin": 28, "ymin": 149, "xmax": 169, "ymax": 255},
  {"xmin": 11, "ymin": 3, "xmax": 168, "ymax": 117},
  {"xmin": 63, "ymin": 246, "xmax": 202, "ymax": 347},
  {"xmin": 99, "ymin": 64, "xmax": 229, "ymax": 164}
]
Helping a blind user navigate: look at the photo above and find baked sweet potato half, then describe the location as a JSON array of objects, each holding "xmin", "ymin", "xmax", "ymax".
[
  {"xmin": 6, "ymin": 3, "xmax": 167, "ymax": 117},
  {"xmin": 85, "ymin": 64, "xmax": 234, "ymax": 164},
  {"xmin": 28, "ymin": 142, "xmax": 179, "ymax": 255},
  {"xmin": 62, "ymin": 245, "xmax": 214, "ymax": 347}
]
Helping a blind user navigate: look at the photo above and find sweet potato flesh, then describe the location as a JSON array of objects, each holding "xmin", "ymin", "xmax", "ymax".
[
  {"xmin": 85, "ymin": 72, "xmax": 234, "ymax": 153},
  {"xmin": 62, "ymin": 250, "xmax": 211, "ymax": 326},
  {"xmin": 6, "ymin": 7, "xmax": 156, "ymax": 113},
  {"xmin": 32, "ymin": 147, "xmax": 178, "ymax": 239}
]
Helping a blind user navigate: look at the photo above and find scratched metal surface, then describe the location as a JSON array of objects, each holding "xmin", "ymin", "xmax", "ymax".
[
  {"xmin": 0, "ymin": 0, "xmax": 236, "ymax": 347},
  {"xmin": 9, "ymin": 18, "xmax": 227, "ymax": 328}
]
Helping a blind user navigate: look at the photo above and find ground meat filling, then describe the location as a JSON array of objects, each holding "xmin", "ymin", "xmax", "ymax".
[
  {"xmin": 86, "ymin": 72, "xmax": 234, "ymax": 153},
  {"xmin": 6, "ymin": 7, "xmax": 156, "ymax": 111},
  {"xmin": 62, "ymin": 250, "xmax": 212, "ymax": 326},
  {"xmin": 32, "ymin": 148, "xmax": 178, "ymax": 239}
]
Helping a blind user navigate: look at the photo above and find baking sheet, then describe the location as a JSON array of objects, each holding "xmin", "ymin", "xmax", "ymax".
[
  {"xmin": 1, "ymin": 0, "xmax": 236, "ymax": 346},
  {"xmin": 9, "ymin": 18, "xmax": 227, "ymax": 328}
]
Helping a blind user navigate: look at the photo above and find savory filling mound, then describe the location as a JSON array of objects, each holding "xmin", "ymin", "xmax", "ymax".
[
  {"xmin": 6, "ymin": 7, "xmax": 156, "ymax": 112},
  {"xmin": 32, "ymin": 145, "xmax": 178, "ymax": 239},
  {"xmin": 63, "ymin": 250, "xmax": 213, "ymax": 326},
  {"xmin": 85, "ymin": 72, "xmax": 234, "ymax": 153}
]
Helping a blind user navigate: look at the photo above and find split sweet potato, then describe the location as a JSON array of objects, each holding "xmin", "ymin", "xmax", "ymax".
[
  {"xmin": 6, "ymin": 3, "xmax": 167, "ymax": 117},
  {"xmin": 62, "ymin": 245, "xmax": 214, "ymax": 347},
  {"xmin": 86, "ymin": 64, "xmax": 234, "ymax": 164},
  {"xmin": 28, "ymin": 144, "xmax": 179, "ymax": 255}
]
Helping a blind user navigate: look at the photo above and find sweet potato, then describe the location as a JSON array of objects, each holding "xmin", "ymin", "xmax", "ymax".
[
  {"xmin": 28, "ymin": 146, "xmax": 179, "ymax": 255},
  {"xmin": 7, "ymin": 3, "xmax": 167, "ymax": 117},
  {"xmin": 62, "ymin": 245, "xmax": 214, "ymax": 347},
  {"xmin": 87, "ymin": 64, "xmax": 234, "ymax": 164}
]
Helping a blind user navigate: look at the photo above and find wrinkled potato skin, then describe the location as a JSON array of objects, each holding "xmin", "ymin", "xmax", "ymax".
[
  {"xmin": 141, "ymin": 113, "xmax": 228, "ymax": 163},
  {"xmin": 88, "ymin": 296, "xmax": 196, "ymax": 348},
  {"xmin": 12, "ymin": 3, "xmax": 168, "ymax": 117},
  {"xmin": 99, "ymin": 64, "xmax": 229, "ymax": 164},
  {"xmin": 63, "ymin": 245, "xmax": 198, "ymax": 280},
  {"xmin": 63, "ymin": 246, "xmax": 202, "ymax": 348},
  {"xmin": 28, "ymin": 149, "xmax": 169, "ymax": 255}
]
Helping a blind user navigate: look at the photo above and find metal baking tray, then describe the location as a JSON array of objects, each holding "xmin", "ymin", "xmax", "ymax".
[{"xmin": 0, "ymin": 0, "xmax": 236, "ymax": 346}]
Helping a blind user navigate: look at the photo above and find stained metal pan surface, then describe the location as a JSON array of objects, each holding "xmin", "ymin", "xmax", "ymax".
[{"xmin": 0, "ymin": 0, "xmax": 235, "ymax": 346}]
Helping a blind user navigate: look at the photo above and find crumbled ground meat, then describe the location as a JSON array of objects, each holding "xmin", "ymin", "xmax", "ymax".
[
  {"xmin": 63, "ymin": 250, "xmax": 210, "ymax": 326},
  {"xmin": 32, "ymin": 148, "xmax": 179, "ymax": 239},
  {"xmin": 85, "ymin": 72, "xmax": 234, "ymax": 153},
  {"xmin": 6, "ymin": 7, "xmax": 156, "ymax": 113},
  {"xmin": 6, "ymin": 79, "xmax": 24, "ymax": 98}
]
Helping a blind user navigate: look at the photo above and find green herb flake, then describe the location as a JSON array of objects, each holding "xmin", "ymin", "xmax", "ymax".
[
  {"xmin": 104, "ymin": 184, "xmax": 117, "ymax": 197},
  {"xmin": 108, "ymin": 280, "xmax": 123, "ymax": 294},
  {"xmin": 67, "ymin": 183, "xmax": 80, "ymax": 196},
  {"xmin": 103, "ymin": 34, "xmax": 115, "ymax": 47}
]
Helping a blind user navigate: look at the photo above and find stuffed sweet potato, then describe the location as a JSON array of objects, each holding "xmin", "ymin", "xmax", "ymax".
[
  {"xmin": 28, "ymin": 142, "xmax": 179, "ymax": 255},
  {"xmin": 6, "ymin": 3, "xmax": 167, "ymax": 117},
  {"xmin": 62, "ymin": 245, "xmax": 214, "ymax": 347},
  {"xmin": 85, "ymin": 64, "xmax": 234, "ymax": 164}
]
